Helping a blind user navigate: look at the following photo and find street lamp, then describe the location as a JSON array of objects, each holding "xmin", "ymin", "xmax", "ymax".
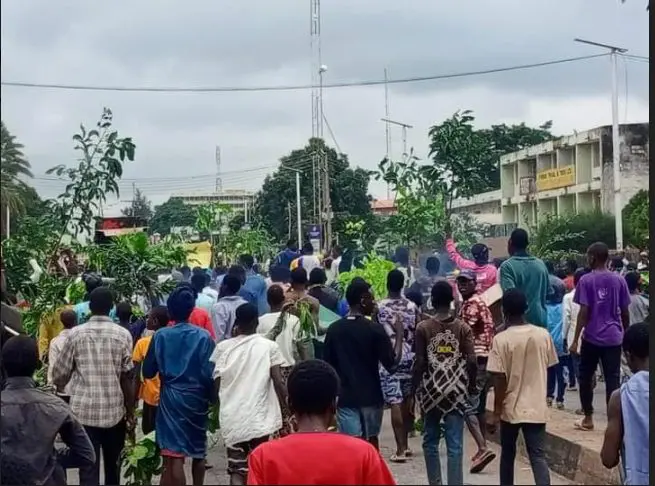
[
  {"xmin": 574, "ymin": 38, "xmax": 628, "ymax": 250},
  {"xmin": 280, "ymin": 164, "xmax": 303, "ymax": 247}
]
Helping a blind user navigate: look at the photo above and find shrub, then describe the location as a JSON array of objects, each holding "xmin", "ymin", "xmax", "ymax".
[
  {"xmin": 530, "ymin": 210, "xmax": 617, "ymax": 261},
  {"xmin": 623, "ymin": 190, "xmax": 649, "ymax": 248}
]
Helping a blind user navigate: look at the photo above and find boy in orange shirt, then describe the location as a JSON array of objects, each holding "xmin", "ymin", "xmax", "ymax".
[{"xmin": 133, "ymin": 305, "xmax": 168, "ymax": 435}]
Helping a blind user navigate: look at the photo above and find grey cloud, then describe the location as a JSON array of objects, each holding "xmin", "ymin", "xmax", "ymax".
[{"xmin": 1, "ymin": 0, "xmax": 649, "ymax": 203}]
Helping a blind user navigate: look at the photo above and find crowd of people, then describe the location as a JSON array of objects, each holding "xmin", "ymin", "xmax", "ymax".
[{"xmin": 0, "ymin": 229, "xmax": 650, "ymax": 486}]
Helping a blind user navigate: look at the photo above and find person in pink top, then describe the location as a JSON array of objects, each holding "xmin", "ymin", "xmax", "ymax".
[{"xmin": 445, "ymin": 234, "xmax": 497, "ymax": 293}]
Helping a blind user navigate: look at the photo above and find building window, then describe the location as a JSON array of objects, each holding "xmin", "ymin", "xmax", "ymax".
[{"xmin": 592, "ymin": 143, "xmax": 600, "ymax": 168}]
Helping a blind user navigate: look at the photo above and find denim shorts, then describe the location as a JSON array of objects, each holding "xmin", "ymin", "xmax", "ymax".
[
  {"xmin": 465, "ymin": 357, "xmax": 490, "ymax": 417},
  {"xmin": 336, "ymin": 406, "xmax": 383, "ymax": 438}
]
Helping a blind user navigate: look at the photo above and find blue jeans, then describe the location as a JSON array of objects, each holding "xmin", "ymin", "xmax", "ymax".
[
  {"xmin": 337, "ymin": 406, "xmax": 383, "ymax": 438},
  {"xmin": 422, "ymin": 408, "xmax": 464, "ymax": 485},
  {"xmin": 547, "ymin": 362, "xmax": 565, "ymax": 403},
  {"xmin": 562, "ymin": 342, "xmax": 579, "ymax": 387},
  {"xmin": 500, "ymin": 421, "xmax": 550, "ymax": 485}
]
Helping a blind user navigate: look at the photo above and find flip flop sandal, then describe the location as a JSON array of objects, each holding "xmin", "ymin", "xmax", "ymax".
[
  {"xmin": 389, "ymin": 453, "xmax": 407, "ymax": 463},
  {"xmin": 574, "ymin": 419, "xmax": 594, "ymax": 431},
  {"xmin": 470, "ymin": 450, "xmax": 496, "ymax": 474}
]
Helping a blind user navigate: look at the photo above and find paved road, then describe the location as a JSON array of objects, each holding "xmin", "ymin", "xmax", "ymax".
[
  {"xmin": 69, "ymin": 410, "xmax": 572, "ymax": 485},
  {"xmin": 559, "ymin": 381, "xmax": 608, "ymax": 417}
]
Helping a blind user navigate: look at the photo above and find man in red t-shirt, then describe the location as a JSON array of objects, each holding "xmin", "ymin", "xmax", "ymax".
[
  {"xmin": 247, "ymin": 360, "xmax": 396, "ymax": 485},
  {"xmin": 166, "ymin": 283, "xmax": 215, "ymax": 340}
]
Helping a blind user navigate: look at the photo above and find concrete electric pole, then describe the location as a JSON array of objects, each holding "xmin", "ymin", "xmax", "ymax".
[
  {"xmin": 384, "ymin": 68, "xmax": 391, "ymax": 200},
  {"xmin": 574, "ymin": 38, "xmax": 628, "ymax": 250}
]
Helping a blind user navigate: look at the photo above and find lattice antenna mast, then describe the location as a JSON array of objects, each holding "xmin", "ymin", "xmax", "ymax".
[
  {"xmin": 310, "ymin": 0, "xmax": 321, "ymax": 139},
  {"xmin": 310, "ymin": 0, "xmax": 323, "ymax": 225}
]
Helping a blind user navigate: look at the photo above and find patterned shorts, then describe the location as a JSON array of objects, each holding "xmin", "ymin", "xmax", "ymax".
[
  {"xmin": 226, "ymin": 436, "xmax": 269, "ymax": 477},
  {"xmin": 380, "ymin": 359, "xmax": 413, "ymax": 405}
]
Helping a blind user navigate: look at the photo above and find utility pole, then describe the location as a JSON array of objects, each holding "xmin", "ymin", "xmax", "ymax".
[
  {"xmin": 319, "ymin": 64, "xmax": 332, "ymax": 250},
  {"xmin": 281, "ymin": 164, "xmax": 304, "ymax": 248},
  {"xmin": 380, "ymin": 117, "xmax": 413, "ymax": 201},
  {"xmin": 574, "ymin": 38, "xmax": 628, "ymax": 250},
  {"xmin": 296, "ymin": 171, "xmax": 303, "ymax": 248},
  {"xmin": 384, "ymin": 68, "xmax": 391, "ymax": 200},
  {"xmin": 132, "ymin": 182, "xmax": 137, "ymax": 226},
  {"xmin": 381, "ymin": 118, "xmax": 413, "ymax": 158},
  {"xmin": 215, "ymin": 146, "xmax": 222, "ymax": 194}
]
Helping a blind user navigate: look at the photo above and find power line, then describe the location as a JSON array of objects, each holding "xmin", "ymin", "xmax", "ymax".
[
  {"xmin": 31, "ymin": 155, "xmax": 319, "ymax": 183},
  {"xmin": 30, "ymin": 156, "xmax": 320, "ymax": 192},
  {"xmin": 32, "ymin": 164, "xmax": 276, "ymax": 182},
  {"xmin": 1, "ymin": 54, "xmax": 610, "ymax": 93},
  {"xmin": 622, "ymin": 56, "xmax": 649, "ymax": 65},
  {"xmin": 621, "ymin": 53, "xmax": 649, "ymax": 62},
  {"xmin": 323, "ymin": 113, "xmax": 343, "ymax": 155},
  {"xmin": 30, "ymin": 158, "xmax": 341, "ymax": 195},
  {"xmin": 32, "ymin": 173, "xmax": 269, "ymax": 190}
]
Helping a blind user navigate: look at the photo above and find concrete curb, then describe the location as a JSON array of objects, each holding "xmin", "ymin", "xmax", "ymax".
[{"xmin": 485, "ymin": 407, "xmax": 621, "ymax": 485}]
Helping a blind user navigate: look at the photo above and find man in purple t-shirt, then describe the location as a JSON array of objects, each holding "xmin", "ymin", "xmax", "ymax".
[{"xmin": 569, "ymin": 242, "xmax": 630, "ymax": 432}]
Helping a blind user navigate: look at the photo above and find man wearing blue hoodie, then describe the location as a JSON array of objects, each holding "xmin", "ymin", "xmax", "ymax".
[
  {"xmin": 545, "ymin": 261, "xmax": 567, "ymax": 409},
  {"xmin": 239, "ymin": 255, "xmax": 268, "ymax": 316},
  {"xmin": 275, "ymin": 240, "xmax": 300, "ymax": 269}
]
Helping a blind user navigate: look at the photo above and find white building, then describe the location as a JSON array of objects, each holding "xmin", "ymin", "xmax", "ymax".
[
  {"xmin": 451, "ymin": 190, "xmax": 503, "ymax": 225},
  {"xmin": 451, "ymin": 123, "xmax": 649, "ymax": 230},
  {"xmin": 171, "ymin": 189, "xmax": 255, "ymax": 218}
]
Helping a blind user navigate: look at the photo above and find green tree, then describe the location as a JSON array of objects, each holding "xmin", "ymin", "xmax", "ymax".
[
  {"xmin": 121, "ymin": 188, "xmax": 153, "ymax": 221},
  {"xmin": 252, "ymin": 138, "xmax": 372, "ymax": 243},
  {"xmin": 85, "ymin": 232, "xmax": 188, "ymax": 303},
  {"xmin": 228, "ymin": 213, "xmax": 245, "ymax": 232},
  {"xmin": 47, "ymin": 107, "xmax": 136, "ymax": 243},
  {"xmin": 1, "ymin": 121, "xmax": 33, "ymax": 225},
  {"xmin": 623, "ymin": 190, "xmax": 649, "ymax": 248},
  {"xmin": 194, "ymin": 202, "xmax": 233, "ymax": 265},
  {"xmin": 424, "ymin": 112, "xmax": 555, "ymax": 213},
  {"xmin": 3, "ymin": 109, "xmax": 135, "ymax": 332},
  {"xmin": 194, "ymin": 202, "xmax": 233, "ymax": 238},
  {"xmin": 477, "ymin": 120, "xmax": 554, "ymax": 189},
  {"xmin": 5, "ymin": 185, "xmax": 48, "ymax": 237},
  {"xmin": 427, "ymin": 110, "xmax": 492, "ymax": 217},
  {"xmin": 529, "ymin": 211, "xmax": 618, "ymax": 261},
  {"xmin": 376, "ymin": 150, "xmax": 447, "ymax": 249},
  {"xmin": 149, "ymin": 198, "xmax": 196, "ymax": 236}
]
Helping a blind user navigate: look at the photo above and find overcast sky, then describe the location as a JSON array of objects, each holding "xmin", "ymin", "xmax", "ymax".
[{"xmin": 1, "ymin": 0, "xmax": 649, "ymax": 215}]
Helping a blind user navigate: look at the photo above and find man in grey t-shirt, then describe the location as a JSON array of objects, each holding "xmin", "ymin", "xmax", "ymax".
[{"xmin": 625, "ymin": 272, "xmax": 649, "ymax": 325}]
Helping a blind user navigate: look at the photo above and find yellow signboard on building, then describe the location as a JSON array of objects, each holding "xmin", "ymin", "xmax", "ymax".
[
  {"xmin": 536, "ymin": 165, "xmax": 575, "ymax": 192},
  {"xmin": 185, "ymin": 241, "xmax": 211, "ymax": 268}
]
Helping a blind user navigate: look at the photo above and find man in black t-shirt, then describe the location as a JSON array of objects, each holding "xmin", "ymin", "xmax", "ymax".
[{"xmin": 323, "ymin": 279, "xmax": 403, "ymax": 450}]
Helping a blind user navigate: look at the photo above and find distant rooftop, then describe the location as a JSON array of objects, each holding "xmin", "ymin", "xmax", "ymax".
[
  {"xmin": 371, "ymin": 198, "xmax": 396, "ymax": 210},
  {"xmin": 172, "ymin": 189, "xmax": 254, "ymax": 198}
]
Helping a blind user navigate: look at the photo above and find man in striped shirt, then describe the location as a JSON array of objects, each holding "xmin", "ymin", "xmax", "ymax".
[{"xmin": 457, "ymin": 270, "xmax": 496, "ymax": 474}]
